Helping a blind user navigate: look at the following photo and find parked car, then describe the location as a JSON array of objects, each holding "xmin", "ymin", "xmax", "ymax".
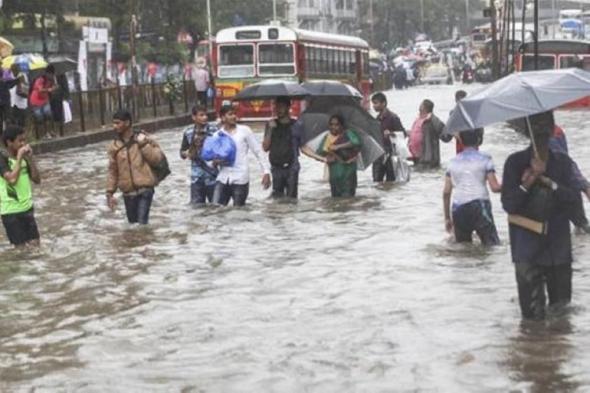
[{"xmin": 421, "ymin": 63, "xmax": 452, "ymax": 85}]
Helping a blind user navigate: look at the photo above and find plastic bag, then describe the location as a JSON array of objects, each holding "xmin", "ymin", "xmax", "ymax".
[
  {"xmin": 62, "ymin": 100, "xmax": 73, "ymax": 124},
  {"xmin": 391, "ymin": 134, "xmax": 411, "ymax": 183},
  {"xmin": 201, "ymin": 131, "xmax": 236, "ymax": 166}
]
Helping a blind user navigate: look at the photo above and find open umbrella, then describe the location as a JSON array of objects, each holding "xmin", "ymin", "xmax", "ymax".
[
  {"xmin": 0, "ymin": 37, "xmax": 14, "ymax": 58},
  {"xmin": 46, "ymin": 55, "xmax": 77, "ymax": 74},
  {"xmin": 232, "ymin": 79, "xmax": 309, "ymax": 101},
  {"xmin": 445, "ymin": 68, "xmax": 590, "ymax": 134},
  {"xmin": 299, "ymin": 96, "xmax": 385, "ymax": 170},
  {"xmin": 300, "ymin": 80, "xmax": 362, "ymax": 98},
  {"xmin": 1, "ymin": 53, "xmax": 47, "ymax": 73}
]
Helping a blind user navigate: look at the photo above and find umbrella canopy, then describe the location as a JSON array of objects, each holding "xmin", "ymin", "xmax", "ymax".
[
  {"xmin": 299, "ymin": 96, "xmax": 385, "ymax": 170},
  {"xmin": 300, "ymin": 80, "xmax": 362, "ymax": 98},
  {"xmin": 1, "ymin": 53, "xmax": 47, "ymax": 73},
  {"xmin": 0, "ymin": 37, "xmax": 14, "ymax": 58},
  {"xmin": 47, "ymin": 55, "xmax": 77, "ymax": 74},
  {"xmin": 445, "ymin": 68, "xmax": 590, "ymax": 134},
  {"xmin": 232, "ymin": 79, "xmax": 309, "ymax": 101}
]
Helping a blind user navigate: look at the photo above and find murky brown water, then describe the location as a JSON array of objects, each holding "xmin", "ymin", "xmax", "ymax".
[{"xmin": 1, "ymin": 84, "xmax": 589, "ymax": 392}]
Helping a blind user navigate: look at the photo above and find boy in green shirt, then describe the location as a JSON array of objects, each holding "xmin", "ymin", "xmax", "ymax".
[{"xmin": 0, "ymin": 125, "xmax": 41, "ymax": 247}]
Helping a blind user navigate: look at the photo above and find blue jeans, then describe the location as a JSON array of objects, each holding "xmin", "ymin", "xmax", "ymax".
[
  {"xmin": 191, "ymin": 179, "xmax": 215, "ymax": 204},
  {"xmin": 123, "ymin": 189, "xmax": 154, "ymax": 224},
  {"xmin": 31, "ymin": 103, "xmax": 52, "ymax": 122},
  {"xmin": 213, "ymin": 182, "xmax": 249, "ymax": 206}
]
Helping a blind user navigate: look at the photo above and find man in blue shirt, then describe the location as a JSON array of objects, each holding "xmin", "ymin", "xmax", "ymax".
[
  {"xmin": 180, "ymin": 105, "xmax": 218, "ymax": 204},
  {"xmin": 443, "ymin": 129, "xmax": 502, "ymax": 246},
  {"xmin": 501, "ymin": 111, "xmax": 578, "ymax": 320}
]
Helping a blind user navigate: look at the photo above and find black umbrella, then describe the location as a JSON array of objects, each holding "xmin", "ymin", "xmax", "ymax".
[
  {"xmin": 47, "ymin": 55, "xmax": 77, "ymax": 74},
  {"xmin": 300, "ymin": 80, "xmax": 362, "ymax": 98},
  {"xmin": 299, "ymin": 96, "xmax": 385, "ymax": 170},
  {"xmin": 232, "ymin": 79, "xmax": 309, "ymax": 101}
]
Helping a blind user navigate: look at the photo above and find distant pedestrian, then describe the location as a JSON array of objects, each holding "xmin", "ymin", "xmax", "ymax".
[
  {"xmin": 8, "ymin": 64, "xmax": 28, "ymax": 128},
  {"xmin": 29, "ymin": 65, "xmax": 56, "ymax": 138},
  {"xmin": 0, "ymin": 69, "xmax": 19, "ymax": 136},
  {"xmin": 180, "ymin": 105, "xmax": 218, "ymax": 204},
  {"xmin": 370, "ymin": 92, "xmax": 406, "ymax": 183},
  {"xmin": 443, "ymin": 90, "xmax": 484, "ymax": 154},
  {"xmin": 443, "ymin": 129, "xmax": 501, "ymax": 246},
  {"xmin": 262, "ymin": 96, "xmax": 302, "ymax": 199},
  {"xmin": 409, "ymin": 99, "xmax": 446, "ymax": 168},
  {"xmin": 501, "ymin": 111, "xmax": 578, "ymax": 320},
  {"xmin": 0, "ymin": 125, "xmax": 41, "ymax": 248},
  {"xmin": 192, "ymin": 60, "xmax": 210, "ymax": 108},
  {"xmin": 213, "ymin": 105, "xmax": 271, "ymax": 206},
  {"xmin": 106, "ymin": 110, "xmax": 165, "ymax": 225}
]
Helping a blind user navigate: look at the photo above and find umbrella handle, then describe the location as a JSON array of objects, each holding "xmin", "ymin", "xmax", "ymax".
[{"xmin": 525, "ymin": 116, "xmax": 540, "ymax": 159}]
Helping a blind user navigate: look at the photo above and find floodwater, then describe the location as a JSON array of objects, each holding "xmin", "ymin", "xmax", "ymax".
[{"xmin": 1, "ymin": 84, "xmax": 590, "ymax": 392}]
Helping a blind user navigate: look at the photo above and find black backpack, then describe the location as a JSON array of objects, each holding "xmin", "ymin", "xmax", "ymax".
[{"xmin": 269, "ymin": 119, "xmax": 295, "ymax": 167}]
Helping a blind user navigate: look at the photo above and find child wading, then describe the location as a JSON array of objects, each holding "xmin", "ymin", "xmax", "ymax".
[
  {"xmin": 180, "ymin": 105, "xmax": 218, "ymax": 204},
  {"xmin": 106, "ymin": 110, "xmax": 165, "ymax": 224},
  {"xmin": 0, "ymin": 125, "xmax": 41, "ymax": 247}
]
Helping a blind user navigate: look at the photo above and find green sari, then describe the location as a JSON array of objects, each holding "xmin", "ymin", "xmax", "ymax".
[{"xmin": 317, "ymin": 129, "xmax": 361, "ymax": 197}]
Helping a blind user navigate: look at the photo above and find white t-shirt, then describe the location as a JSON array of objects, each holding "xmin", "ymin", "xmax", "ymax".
[
  {"xmin": 9, "ymin": 73, "xmax": 28, "ymax": 109},
  {"xmin": 216, "ymin": 125, "xmax": 270, "ymax": 185},
  {"xmin": 192, "ymin": 67, "xmax": 210, "ymax": 92},
  {"xmin": 446, "ymin": 147, "xmax": 495, "ymax": 208}
]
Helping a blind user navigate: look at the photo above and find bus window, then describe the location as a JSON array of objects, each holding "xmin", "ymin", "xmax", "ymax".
[
  {"xmin": 305, "ymin": 46, "xmax": 313, "ymax": 74},
  {"xmin": 337, "ymin": 49, "xmax": 344, "ymax": 74},
  {"xmin": 330, "ymin": 49, "xmax": 336, "ymax": 74},
  {"xmin": 321, "ymin": 47, "xmax": 329, "ymax": 74},
  {"xmin": 218, "ymin": 45, "xmax": 255, "ymax": 78},
  {"xmin": 560, "ymin": 55, "xmax": 590, "ymax": 71},
  {"xmin": 349, "ymin": 51, "xmax": 356, "ymax": 74},
  {"xmin": 362, "ymin": 51, "xmax": 369, "ymax": 76},
  {"xmin": 258, "ymin": 43, "xmax": 295, "ymax": 75},
  {"xmin": 522, "ymin": 55, "xmax": 556, "ymax": 71}
]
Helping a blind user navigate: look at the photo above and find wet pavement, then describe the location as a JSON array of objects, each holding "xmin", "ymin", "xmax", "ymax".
[{"xmin": 1, "ymin": 83, "xmax": 589, "ymax": 392}]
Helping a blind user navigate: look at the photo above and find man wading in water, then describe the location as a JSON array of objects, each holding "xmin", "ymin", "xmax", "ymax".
[{"xmin": 501, "ymin": 111, "xmax": 578, "ymax": 320}]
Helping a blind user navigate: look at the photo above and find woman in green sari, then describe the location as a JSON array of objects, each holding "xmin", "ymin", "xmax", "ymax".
[{"xmin": 304, "ymin": 114, "xmax": 362, "ymax": 197}]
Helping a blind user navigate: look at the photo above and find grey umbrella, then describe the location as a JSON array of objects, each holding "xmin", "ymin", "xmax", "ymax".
[
  {"xmin": 232, "ymin": 79, "xmax": 309, "ymax": 101},
  {"xmin": 445, "ymin": 68, "xmax": 590, "ymax": 134},
  {"xmin": 299, "ymin": 96, "xmax": 385, "ymax": 170},
  {"xmin": 300, "ymin": 80, "xmax": 362, "ymax": 98}
]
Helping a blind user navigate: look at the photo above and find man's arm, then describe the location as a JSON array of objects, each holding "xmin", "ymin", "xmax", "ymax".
[
  {"xmin": 1, "ymin": 147, "xmax": 28, "ymax": 185},
  {"xmin": 487, "ymin": 172, "xmax": 502, "ymax": 193},
  {"xmin": 501, "ymin": 154, "xmax": 530, "ymax": 214},
  {"xmin": 246, "ymin": 129, "xmax": 271, "ymax": 189},
  {"xmin": 180, "ymin": 132, "xmax": 190, "ymax": 159},
  {"xmin": 25, "ymin": 154, "xmax": 41, "ymax": 184},
  {"xmin": 262, "ymin": 121, "xmax": 274, "ymax": 152},
  {"xmin": 443, "ymin": 175, "xmax": 453, "ymax": 233}
]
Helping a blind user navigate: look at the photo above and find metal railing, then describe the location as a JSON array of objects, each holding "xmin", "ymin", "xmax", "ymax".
[{"xmin": 26, "ymin": 79, "xmax": 197, "ymax": 140}]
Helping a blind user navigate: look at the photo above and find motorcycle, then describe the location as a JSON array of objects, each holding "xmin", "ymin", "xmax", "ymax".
[{"xmin": 462, "ymin": 65, "xmax": 474, "ymax": 84}]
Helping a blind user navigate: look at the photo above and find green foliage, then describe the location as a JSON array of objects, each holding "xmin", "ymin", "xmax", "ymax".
[{"xmin": 163, "ymin": 73, "xmax": 183, "ymax": 102}]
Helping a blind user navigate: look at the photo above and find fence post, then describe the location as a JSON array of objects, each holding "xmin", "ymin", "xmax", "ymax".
[
  {"xmin": 151, "ymin": 78, "xmax": 157, "ymax": 118},
  {"xmin": 75, "ymin": 72, "xmax": 86, "ymax": 132},
  {"xmin": 183, "ymin": 73, "xmax": 189, "ymax": 113},
  {"xmin": 98, "ymin": 83, "xmax": 105, "ymax": 126},
  {"xmin": 116, "ymin": 77, "xmax": 123, "ymax": 110},
  {"xmin": 168, "ymin": 91, "xmax": 174, "ymax": 116}
]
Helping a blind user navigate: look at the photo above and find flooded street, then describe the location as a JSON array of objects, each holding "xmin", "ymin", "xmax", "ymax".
[{"xmin": 1, "ymin": 84, "xmax": 590, "ymax": 392}]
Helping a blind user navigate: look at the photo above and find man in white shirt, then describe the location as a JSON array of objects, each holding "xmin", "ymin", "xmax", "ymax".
[
  {"xmin": 213, "ymin": 105, "xmax": 271, "ymax": 206},
  {"xmin": 192, "ymin": 61, "xmax": 210, "ymax": 108},
  {"xmin": 8, "ymin": 64, "xmax": 28, "ymax": 127}
]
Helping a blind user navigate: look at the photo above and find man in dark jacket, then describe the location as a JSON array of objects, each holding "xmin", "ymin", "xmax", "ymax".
[
  {"xmin": 371, "ymin": 92, "xmax": 406, "ymax": 183},
  {"xmin": 501, "ymin": 111, "xmax": 578, "ymax": 320}
]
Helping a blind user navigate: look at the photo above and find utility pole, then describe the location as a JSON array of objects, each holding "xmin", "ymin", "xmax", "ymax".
[
  {"xmin": 369, "ymin": 0, "xmax": 374, "ymax": 45},
  {"xmin": 129, "ymin": 0, "xmax": 139, "ymax": 119},
  {"xmin": 207, "ymin": 0, "xmax": 213, "ymax": 70},
  {"xmin": 465, "ymin": 0, "xmax": 470, "ymax": 33},
  {"xmin": 273, "ymin": 0, "xmax": 277, "ymax": 21},
  {"xmin": 534, "ymin": 0, "xmax": 539, "ymax": 70},
  {"xmin": 490, "ymin": 0, "xmax": 500, "ymax": 79},
  {"xmin": 420, "ymin": 0, "xmax": 425, "ymax": 32}
]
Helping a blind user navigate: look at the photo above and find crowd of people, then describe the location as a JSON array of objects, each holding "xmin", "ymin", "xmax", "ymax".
[
  {"xmin": 0, "ymin": 64, "xmax": 70, "ymax": 140},
  {"xmin": 0, "ymin": 86, "xmax": 587, "ymax": 322}
]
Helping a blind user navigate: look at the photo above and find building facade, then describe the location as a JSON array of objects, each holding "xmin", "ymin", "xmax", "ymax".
[{"xmin": 285, "ymin": 0, "xmax": 360, "ymax": 35}]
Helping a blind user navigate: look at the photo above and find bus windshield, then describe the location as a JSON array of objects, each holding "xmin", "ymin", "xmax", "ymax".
[
  {"xmin": 560, "ymin": 55, "xmax": 590, "ymax": 71},
  {"xmin": 258, "ymin": 43, "xmax": 295, "ymax": 76},
  {"xmin": 522, "ymin": 55, "xmax": 555, "ymax": 71},
  {"xmin": 218, "ymin": 45, "xmax": 255, "ymax": 78}
]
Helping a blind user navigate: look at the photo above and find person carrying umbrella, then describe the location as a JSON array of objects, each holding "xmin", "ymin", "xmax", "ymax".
[
  {"xmin": 262, "ymin": 96, "xmax": 303, "ymax": 199},
  {"xmin": 501, "ymin": 111, "xmax": 579, "ymax": 320},
  {"xmin": 302, "ymin": 114, "xmax": 362, "ymax": 198}
]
